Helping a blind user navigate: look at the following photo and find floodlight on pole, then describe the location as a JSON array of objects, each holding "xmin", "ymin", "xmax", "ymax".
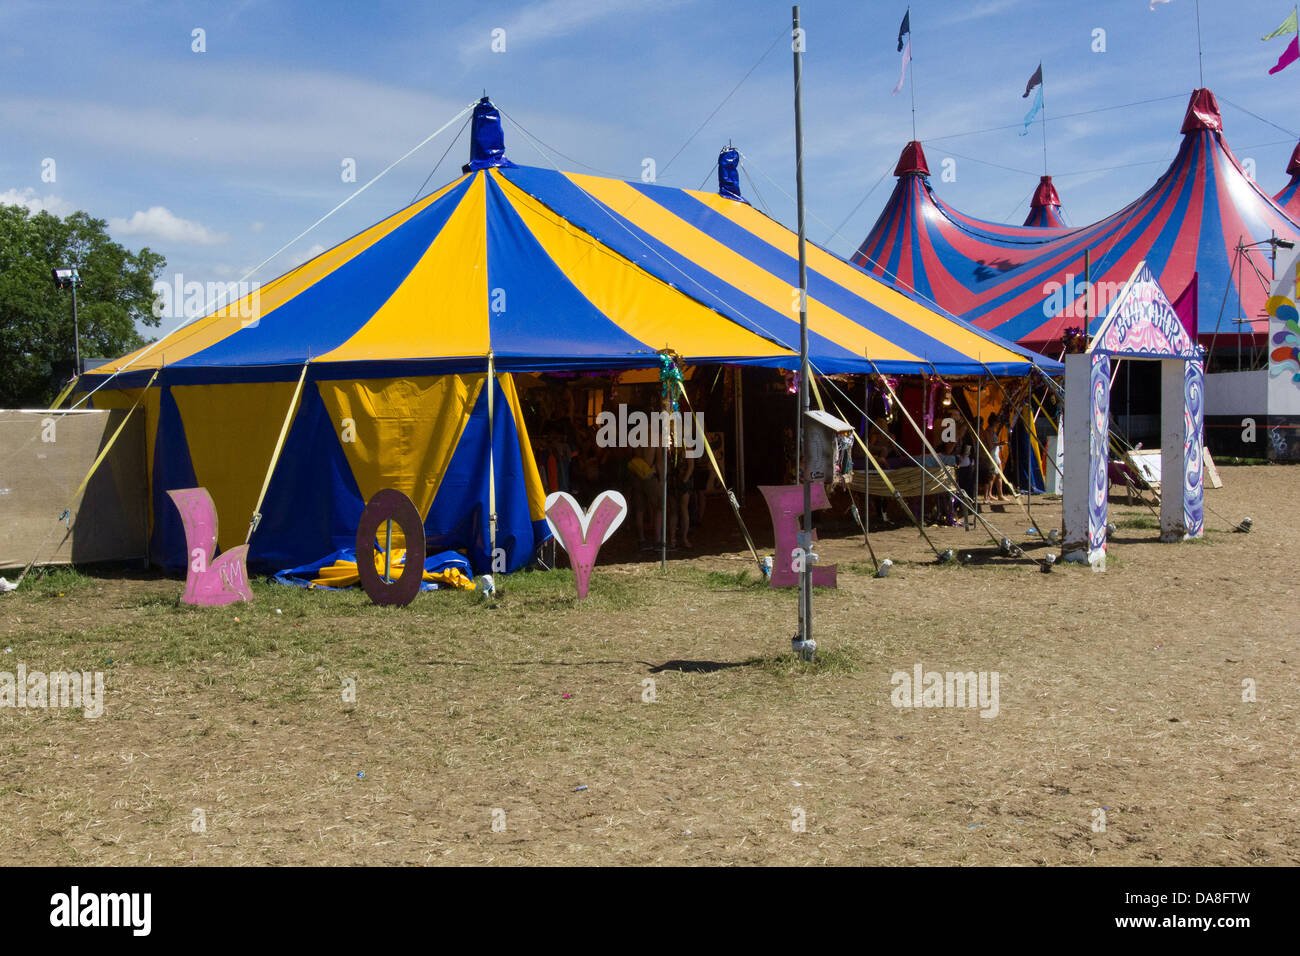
[{"xmin": 51, "ymin": 266, "xmax": 81, "ymax": 374}]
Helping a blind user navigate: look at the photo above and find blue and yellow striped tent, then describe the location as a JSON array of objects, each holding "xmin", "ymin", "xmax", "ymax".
[{"xmin": 81, "ymin": 99, "xmax": 1049, "ymax": 574}]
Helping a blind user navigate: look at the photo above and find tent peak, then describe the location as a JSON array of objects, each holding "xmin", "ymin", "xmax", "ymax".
[
  {"xmin": 1180, "ymin": 88, "xmax": 1222, "ymax": 135},
  {"xmin": 894, "ymin": 140, "xmax": 930, "ymax": 177},
  {"xmin": 1029, "ymin": 175, "xmax": 1061, "ymax": 210},
  {"xmin": 1022, "ymin": 174, "xmax": 1066, "ymax": 227},
  {"xmin": 717, "ymin": 146, "xmax": 748, "ymax": 203},
  {"xmin": 462, "ymin": 96, "xmax": 517, "ymax": 174}
]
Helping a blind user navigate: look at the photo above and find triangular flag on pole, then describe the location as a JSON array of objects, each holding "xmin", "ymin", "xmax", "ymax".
[
  {"xmin": 1022, "ymin": 62, "xmax": 1043, "ymax": 97},
  {"xmin": 1262, "ymin": 7, "xmax": 1298, "ymax": 40},
  {"xmin": 897, "ymin": 9, "xmax": 910, "ymax": 51},
  {"xmin": 1269, "ymin": 34, "xmax": 1300, "ymax": 74}
]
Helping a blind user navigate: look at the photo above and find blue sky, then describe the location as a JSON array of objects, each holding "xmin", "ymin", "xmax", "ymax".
[{"xmin": 4, "ymin": 0, "xmax": 1299, "ymax": 325}]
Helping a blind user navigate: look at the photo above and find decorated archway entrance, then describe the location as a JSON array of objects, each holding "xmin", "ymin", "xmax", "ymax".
[{"xmin": 1063, "ymin": 261, "xmax": 1204, "ymax": 570}]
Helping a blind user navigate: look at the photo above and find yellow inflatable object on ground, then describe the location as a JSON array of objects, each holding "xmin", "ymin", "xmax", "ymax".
[{"xmin": 309, "ymin": 549, "xmax": 477, "ymax": 591}]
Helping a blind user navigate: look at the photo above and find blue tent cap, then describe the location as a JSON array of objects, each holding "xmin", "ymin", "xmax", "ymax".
[
  {"xmin": 464, "ymin": 97, "xmax": 518, "ymax": 172},
  {"xmin": 718, "ymin": 147, "xmax": 747, "ymax": 203}
]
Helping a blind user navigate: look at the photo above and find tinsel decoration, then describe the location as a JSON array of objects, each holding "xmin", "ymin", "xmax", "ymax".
[{"xmin": 658, "ymin": 350, "xmax": 684, "ymax": 446}]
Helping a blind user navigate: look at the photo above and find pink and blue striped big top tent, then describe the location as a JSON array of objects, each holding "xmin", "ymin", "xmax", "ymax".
[
  {"xmin": 854, "ymin": 90, "xmax": 1300, "ymax": 354},
  {"xmin": 1274, "ymin": 142, "xmax": 1300, "ymax": 219}
]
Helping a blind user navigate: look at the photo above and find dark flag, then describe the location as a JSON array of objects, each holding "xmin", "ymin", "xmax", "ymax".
[
  {"xmin": 1022, "ymin": 62, "xmax": 1043, "ymax": 98},
  {"xmin": 897, "ymin": 9, "xmax": 910, "ymax": 51}
]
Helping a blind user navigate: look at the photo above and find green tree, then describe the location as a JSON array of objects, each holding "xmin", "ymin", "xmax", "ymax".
[{"xmin": 0, "ymin": 204, "xmax": 165, "ymax": 407}]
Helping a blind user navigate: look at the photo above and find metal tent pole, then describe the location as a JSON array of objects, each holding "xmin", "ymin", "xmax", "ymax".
[
  {"xmin": 488, "ymin": 350, "xmax": 497, "ymax": 569},
  {"xmin": 864, "ymin": 375, "xmax": 871, "ymax": 542},
  {"xmin": 919, "ymin": 377, "xmax": 927, "ymax": 530},
  {"xmin": 71, "ymin": 277, "xmax": 81, "ymax": 375},
  {"xmin": 974, "ymin": 374, "xmax": 983, "ymax": 513},
  {"xmin": 735, "ymin": 368, "xmax": 745, "ymax": 505},
  {"xmin": 661, "ymin": 443, "xmax": 667, "ymax": 571},
  {"xmin": 792, "ymin": 4, "xmax": 813, "ymax": 656}
]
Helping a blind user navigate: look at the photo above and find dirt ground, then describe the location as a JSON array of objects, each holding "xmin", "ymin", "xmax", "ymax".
[{"xmin": 0, "ymin": 464, "xmax": 1295, "ymax": 866}]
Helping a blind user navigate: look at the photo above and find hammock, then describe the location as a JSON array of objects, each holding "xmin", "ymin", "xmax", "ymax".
[{"xmin": 850, "ymin": 460, "xmax": 958, "ymax": 499}]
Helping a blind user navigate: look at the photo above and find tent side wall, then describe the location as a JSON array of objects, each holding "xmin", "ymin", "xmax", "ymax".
[{"xmin": 85, "ymin": 372, "xmax": 548, "ymax": 575}]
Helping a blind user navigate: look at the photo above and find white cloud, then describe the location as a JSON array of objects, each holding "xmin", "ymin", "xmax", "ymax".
[
  {"xmin": 459, "ymin": 0, "xmax": 691, "ymax": 62},
  {"xmin": 109, "ymin": 206, "xmax": 227, "ymax": 245},
  {"xmin": 289, "ymin": 243, "xmax": 326, "ymax": 266},
  {"xmin": 934, "ymin": 0, "xmax": 1025, "ymax": 27},
  {"xmin": 0, "ymin": 187, "xmax": 76, "ymax": 217},
  {"xmin": 0, "ymin": 70, "xmax": 478, "ymax": 176}
]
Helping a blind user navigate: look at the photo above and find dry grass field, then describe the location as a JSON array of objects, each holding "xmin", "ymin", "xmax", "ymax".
[{"xmin": 1, "ymin": 465, "xmax": 1295, "ymax": 866}]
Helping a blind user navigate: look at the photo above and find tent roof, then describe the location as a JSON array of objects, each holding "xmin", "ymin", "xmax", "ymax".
[
  {"xmin": 1274, "ymin": 141, "xmax": 1300, "ymax": 218},
  {"xmin": 91, "ymin": 123, "xmax": 1051, "ymax": 387},
  {"xmin": 854, "ymin": 89, "xmax": 1300, "ymax": 353}
]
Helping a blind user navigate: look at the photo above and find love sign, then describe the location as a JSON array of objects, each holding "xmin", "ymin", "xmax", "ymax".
[{"xmin": 544, "ymin": 491, "xmax": 627, "ymax": 600}]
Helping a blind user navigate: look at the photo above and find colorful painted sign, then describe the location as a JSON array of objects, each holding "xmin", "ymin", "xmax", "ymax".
[
  {"xmin": 1066, "ymin": 261, "xmax": 1205, "ymax": 566},
  {"xmin": 1183, "ymin": 359, "xmax": 1205, "ymax": 538},
  {"xmin": 544, "ymin": 491, "xmax": 627, "ymax": 600},
  {"xmin": 1087, "ymin": 353, "xmax": 1111, "ymax": 562},
  {"xmin": 1267, "ymin": 294, "xmax": 1300, "ymax": 386},
  {"xmin": 1093, "ymin": 261, "xmax": 1199, "ymax": 359}
]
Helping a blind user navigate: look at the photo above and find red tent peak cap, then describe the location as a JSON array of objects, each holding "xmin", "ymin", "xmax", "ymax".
[
  {"xmin": 894, "ymin": 141, "xmax": 930, "ymax": 177},
  {"xmin": 1180, "ymin": 88, "xmax": 1222, "ymax": 134},
  {"xmin": 1287, "ymin": 141, "xmax": 1300, "ymax": 177},
  {"xmin": 1031, "ymin": 175, "xmax": 1061, "ymax": 209}
]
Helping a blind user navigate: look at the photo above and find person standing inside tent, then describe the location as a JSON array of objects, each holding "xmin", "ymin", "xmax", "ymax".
[
  {"xmin": 954, "ymin": 419, "xmax": 977, "ymax": 505},
  {"xmin": 981, "ymin": 411, "xmax": 1011, "ymax": 503},
  {"xmin": 628, "ymin": 443, "xmax": 661, "ymax": 550},
  {"xmin": 667, "ymin": 445, "xmax": 694, "ymax": 549}
]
